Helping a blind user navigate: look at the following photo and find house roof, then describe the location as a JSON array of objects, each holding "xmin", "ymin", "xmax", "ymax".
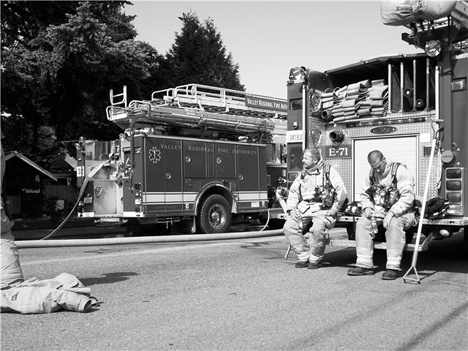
[
  {"xmin": 5, "ymin": 151, "xmax": 58, "ymax": 182},
  {"xmin": 50, "ymin": 158, "xmax": 75, "ymax": 172}
]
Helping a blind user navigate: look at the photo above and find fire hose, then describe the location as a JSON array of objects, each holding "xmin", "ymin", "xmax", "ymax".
[
  {"xmin": 38, "ymin": 159, "xmax": 111, "ymax": 241},
  {"xmin": 16, "ymin": 228, "xmax": 284, "ymax": 248},
  {"xmin": 24, "ymin": 157, "xmax": 284, "ymax": 246}
]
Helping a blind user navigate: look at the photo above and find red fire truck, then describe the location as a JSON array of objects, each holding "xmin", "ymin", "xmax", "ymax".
[
  {"xmin": 285, "ymin": 1, "xmax": 468, "ymax": 252},
  {"xmin": 76, "ymin": 84, "xmax": 287, "ymax": 233}
]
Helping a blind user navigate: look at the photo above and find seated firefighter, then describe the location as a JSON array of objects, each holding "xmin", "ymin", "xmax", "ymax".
[
  {"xmin": 348, "ymin": 150, "xmax": 416, "ymax": 280},
  {"xmin": 283, "ymin": 147, "xmax": 348, "ymax": 269}
]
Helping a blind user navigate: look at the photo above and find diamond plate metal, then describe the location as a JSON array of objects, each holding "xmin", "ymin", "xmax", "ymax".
[{"xmin": 307, "ymin": 111, "xmax": 441, "ymax": 199}]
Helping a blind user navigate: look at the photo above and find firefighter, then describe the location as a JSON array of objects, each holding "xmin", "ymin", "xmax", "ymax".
[
  {"xmin": 283, "ymin": 147, "xmax": 347, "ymax": 269},
  {"xmin": 348, "ymin": 150, "xmax": 415, "ymax": 280},
  {"xmin": 1, "ymin": 130, "xmax": 24, "ymax": 289}
]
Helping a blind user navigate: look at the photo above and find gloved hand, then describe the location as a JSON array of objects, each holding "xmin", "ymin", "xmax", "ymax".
[
  {"xmin": 288, "ymin": 209, "xmax": 299, "ymax": 221},
  {"xmin": 363, "ymin": 207, "xmax": 373, "ymax": 219},
  {"xmin": 323, "ymin": 210, "xmax": 335, "ymax": 229},
  {"xmin": 383, "ymin": 211, "xmax": 394, "ymax": 229}
]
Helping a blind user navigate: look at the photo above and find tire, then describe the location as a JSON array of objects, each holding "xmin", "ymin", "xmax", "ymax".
[{"xmin": 198, "ymin": 194, "xmax": 232, "ymax": 234}]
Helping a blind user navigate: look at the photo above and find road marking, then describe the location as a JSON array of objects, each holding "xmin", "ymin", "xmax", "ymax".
[{"xmin": 21, "ymin": 238, "xmax": 285, "ymax": 265}]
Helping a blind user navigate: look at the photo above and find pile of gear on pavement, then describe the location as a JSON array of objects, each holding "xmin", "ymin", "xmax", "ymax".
[{"xmin": 1, "ymin": 272, "xmax": 99, "ymax": 314}]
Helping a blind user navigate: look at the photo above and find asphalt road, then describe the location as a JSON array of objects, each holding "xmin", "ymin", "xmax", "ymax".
[{"xmin": 2, "ymin": 229, "xmax": 467, "ymax": 351}]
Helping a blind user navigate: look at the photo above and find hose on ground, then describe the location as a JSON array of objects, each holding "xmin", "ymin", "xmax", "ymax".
[{"xmin": 16, "ymin": 229, "xmax": 284, "ymax": 248}]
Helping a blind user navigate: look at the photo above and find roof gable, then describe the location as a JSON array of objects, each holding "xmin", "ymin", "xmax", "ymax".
[{"xmin": 5, "ymin": 151, "xmax": 57, "ymax": 182}]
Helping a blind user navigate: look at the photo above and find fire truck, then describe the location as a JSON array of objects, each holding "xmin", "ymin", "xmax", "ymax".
[
  {"xmin": 285, "ymin": 1, "xmax": 468, "ymax": 252},
  {"xmin": 76, "ymin": 84, "xmax": 288, "ymax": 233}
]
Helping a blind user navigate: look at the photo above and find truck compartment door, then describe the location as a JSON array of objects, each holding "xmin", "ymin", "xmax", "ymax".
[
  {"xmin": 237, "ymin": 144, "xmax": 267, "ymax": 210},
  {"xmin": 353, "ymin": 136, "xmax": 418, "ymax": 201}
]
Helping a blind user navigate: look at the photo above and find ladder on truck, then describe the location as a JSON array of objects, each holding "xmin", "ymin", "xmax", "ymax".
[{"xmin": 106, "ymin": 84, "xmax": 287, "ymax": 136}]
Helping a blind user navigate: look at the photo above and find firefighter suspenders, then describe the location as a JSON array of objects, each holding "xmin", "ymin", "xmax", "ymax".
[
  {"xmin": 298, "ymin": 164, "xmax": 332, "ymax": 203},
  {"xmin": 369, "ymin": 162, "xmax": 400, "ymax": 187}
]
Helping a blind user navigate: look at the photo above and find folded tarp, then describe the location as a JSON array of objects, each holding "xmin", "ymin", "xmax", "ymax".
[
  {"xmin": 371, "ymin": 79, "xmax": 385, "ymax": 86},
  {"xmin": 359, "ymin": 80, "xmax": 372, "ymax": 88},
  {"xmin": 335, "ymin": 86, "xmax": 347, "ymax": 95},
  {"xmin": 331, "ymin": 111, "xmax": 344, "ymax": 117},
  {"xmin": 333, "ymin": 115, "xmax": 360, "ymax": 123},
  {"xmin": 357, "ymin": 108, "xmax": 372, "ymax": 117},
  {"xmin": 321, "ymin": 91, "xmax": 335, "ymax": 99},
  {"xmin": 342, "ymin": 99, "xmax": 357, "ymax": 108},
  {"xmin": 371, "ymin": 107, "xmax": 388, "ymax": 113},
  {"xmin": 369, "ymin": 85, "xmax": 389, "ymax": 99},
  {"xmin": 359, "ymin": 100, "xmax": 372, "ymax": 107},
  {"xmin": 321, "ymin": 96, "xmax": 335, "ymax": 103},
  {"xmin": 381, "ymin": 0, "xmax": 457, "ymax": 26},
  {"xmin": 346, "ymin": 88, "xmax": 361, "ymax": 97},
  {"xmin": 370, "ymin": 99, "xmax": 388, "ymax": 107}
]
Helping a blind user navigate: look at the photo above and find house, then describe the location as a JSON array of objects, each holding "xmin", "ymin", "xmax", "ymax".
[
  {"xmin": 3, "ymin": 151, "xmax": 57, "ymax": 218},
  {"xmin": 46, "ymin": 155, "xmax": 79, "ymax": 212}
]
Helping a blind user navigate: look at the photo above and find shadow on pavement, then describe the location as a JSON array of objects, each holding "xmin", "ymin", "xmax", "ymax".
[{"xmin": 79, "ymin": 272, "xmax": 140, "ymax": 286}]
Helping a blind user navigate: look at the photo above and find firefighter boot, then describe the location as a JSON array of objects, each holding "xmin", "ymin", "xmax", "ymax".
[
  {"xmin": 382, "ymin": 269, "xmax": 398, "ymax": 280},
  {"xmin": 295, "ymin": 261, "xmax": 309, "ymax": 268},
  {"xmin": 347, "ymin": 267, "xmax": 374, "ymax": 276},
  {"xmin": 307, "ymin": 262, "xmax": 321, "ymax": 269}
]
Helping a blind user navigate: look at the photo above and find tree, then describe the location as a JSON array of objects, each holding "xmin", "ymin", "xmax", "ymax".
[
  {"xmin": 1, "ymin": 1, "xmax": 80, "ymax": 48},
  {"xmin": 1, "ymin": 1, "xmax": 164, "ymax": 164},
  {"xmin": 1, "ymin": 5, "xmax": 244, "ymax": 166},
  {"xmin": 164, "ymin": 12, "xmax": 244, "ymax": 91}
]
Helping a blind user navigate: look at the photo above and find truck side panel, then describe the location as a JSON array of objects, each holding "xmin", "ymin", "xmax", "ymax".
[
  {"xmin": 447, "ymin": 55, "xmax": 468, "ymax": 215},
  {"xmin": 237, "ymin": 144, "xmax": 268, "ymax": 212}
]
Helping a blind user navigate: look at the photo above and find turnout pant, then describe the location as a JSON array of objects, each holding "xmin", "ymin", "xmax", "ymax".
[
  {"xmin": 354, "ymin": 213, "xmax": 415, "ymax": 270},
  {"xmin": 283, "ymin": 210, "xmax": 336, "ymax": 263},
  {"xmin": 1, "ymin": 207, "xmax": 24, "ymax": 289}
]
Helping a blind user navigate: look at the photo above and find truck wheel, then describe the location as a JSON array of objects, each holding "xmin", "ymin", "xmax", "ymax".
[{"xmin": 198, "ymin": 194, "xmax": 231, "ymax": 234}]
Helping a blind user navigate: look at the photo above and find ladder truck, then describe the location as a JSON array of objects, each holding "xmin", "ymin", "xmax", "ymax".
[
  {"xmin": 76, "ymin": 84, "xmax": 288, "ymax": 234},
  {"xmin": 285, "ymin": 1, "xmax": 468, "ymax": 252}
]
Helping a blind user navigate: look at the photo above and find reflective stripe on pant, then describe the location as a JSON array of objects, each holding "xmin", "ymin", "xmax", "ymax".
[
  {"xmin": 355, "ymin": 213, "xmax": 415, "ymax": 270},
  {"xmin": 283, "ymin": 211, "xmax": 335, "ymax": 263}
]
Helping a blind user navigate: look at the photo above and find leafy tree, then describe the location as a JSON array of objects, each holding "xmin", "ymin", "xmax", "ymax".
[
  {"xmin": 164, "ymin": 12, "xmax": 244, "ymax": 91},
  {"xmin": 1, "ymin": 1, "xmax": 164, "ymax": 164},
  {"xmin": 1, "ymin": 1, "xmax": 79, "ymax": 48},
  {"xmin": 1, "ymin": 5, "xmax": 244, "ymax": 166}
]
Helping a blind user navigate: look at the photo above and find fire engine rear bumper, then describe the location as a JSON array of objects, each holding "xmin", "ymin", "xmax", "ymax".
[{"xmin": 337, "ymin": 215, "xmax": 468, "ymax": 226}]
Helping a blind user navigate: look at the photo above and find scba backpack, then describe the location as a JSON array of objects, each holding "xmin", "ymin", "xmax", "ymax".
[{"xmin": 366, "ymin": 162, "xmax": 402, "ymax": 210}]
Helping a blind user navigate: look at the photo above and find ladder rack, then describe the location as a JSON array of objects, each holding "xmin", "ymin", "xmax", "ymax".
[
  {"xmin": 152, "ymin": 83, "xmax": 287, "ymax": 118},
  {"xmin": 107, "ymin": 84, "xmax": 286, "ymax": 136}
]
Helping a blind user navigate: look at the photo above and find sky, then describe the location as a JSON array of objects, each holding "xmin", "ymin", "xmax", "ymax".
[{"xmin": 124, "ymin": 0, "xmax": 422, "ymax": 99}]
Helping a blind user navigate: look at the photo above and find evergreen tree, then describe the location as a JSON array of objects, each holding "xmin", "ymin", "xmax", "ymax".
[
  {"xmin": 1, "ymin": 1, "xmax": 164, "ymax": 164},
  {"xmin": 164, "ymin": 12, "xmax": 244, "ymax": 91},
  {"xmin": 1, "ymin": 5, "xmax": 244, "ymax": 166}
]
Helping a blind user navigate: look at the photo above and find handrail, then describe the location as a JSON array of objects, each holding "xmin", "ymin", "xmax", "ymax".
[
  {"xmin": 160, "ymin": 83, "xmax": 287, "ymax": 116},
  {"xmin": 150, "ymin": 88, "xmax": 175, "ymax": 105},
  {"xmin": 108, "ymin": 84, "xmax": 286, "ymax": 133}
]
